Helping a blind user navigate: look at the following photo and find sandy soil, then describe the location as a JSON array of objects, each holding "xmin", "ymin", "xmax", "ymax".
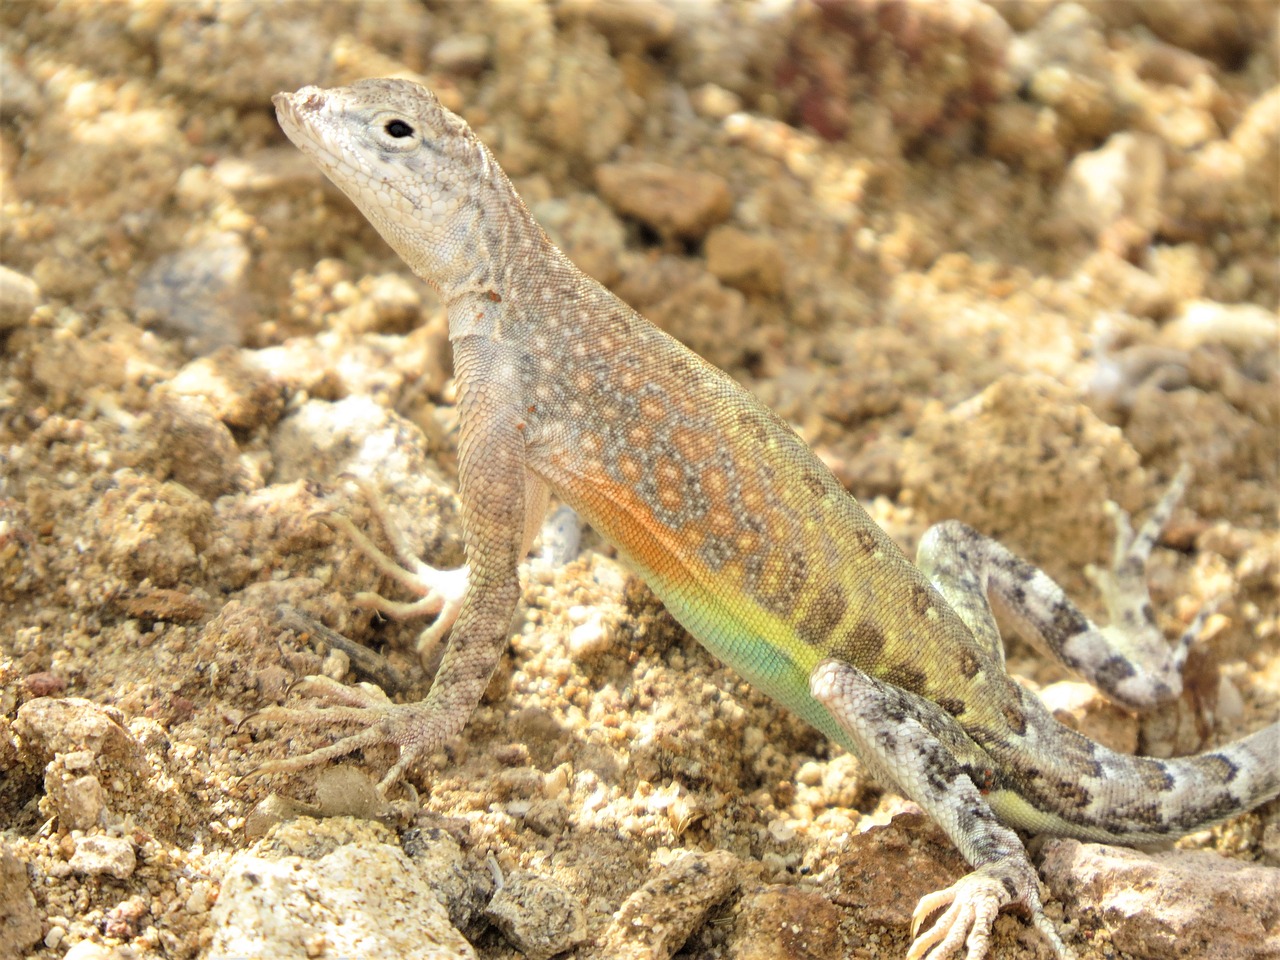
[{"xmin": 1, "ymin": 2, "xmax": 1277, "ymax": 958}]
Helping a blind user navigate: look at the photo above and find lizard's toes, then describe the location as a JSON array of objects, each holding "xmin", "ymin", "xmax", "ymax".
[
  {"xmin": 908, "ymin": 869, "xmax": 1074, "ymax": 960},
  {"xmin": 286, "ymin": 674, "xmax": 396, "ymax": 708},
  {"xmin": 241, "ymin": 696, "xmax": 439, "ymax": 796},
  {"xmin": 907, "ymin": 875, "xmax": 1001, "ymax": 960}
]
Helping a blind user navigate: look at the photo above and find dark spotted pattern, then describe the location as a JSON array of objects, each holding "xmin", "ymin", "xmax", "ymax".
[
  {"xmin": 796, "ymin": 582, "xmax": 848, "ymax": 647},
  {"xmin": 895, "ymin": 665, "xmax": 929, "ymax": 695},
  {"xmin": 853, "ymin": 527, "xmax": 879, "ymax": 555},
  {"xmin": 1046, "ymin": 601, "xmax": 1090, "ymax": 648},
  {"xmin": 801, "ymin": 467, "xmax": 828, "ymax": 502},
  {"xmin": 1094, "ymin": 655, "xmax": 1137, "ymax": 689},
  {"xmin": 845, "ymin": 619, "xmax": 888, "ymax": 662},
  {"xmin": 910, "ymin": 583, "xmax": 935, "ymax": 615},
  {"xmin": 1136, "ymin": 759, "xmax": 1176, "ymax": 793},
  {"xmin": 1000, "ymin": 704, "xmax": 1027, "ymax": 736},
  {"xmin": 956, "ymin": 646, "xmax": 983, "ymax": 680},
  {"xmin": 1049, "ymin": 779, "xmax": 1092, "ymax": 811},
  {"xmin": 1190, "ymin": 752, "xmax": 1240, "ymax": 786}
]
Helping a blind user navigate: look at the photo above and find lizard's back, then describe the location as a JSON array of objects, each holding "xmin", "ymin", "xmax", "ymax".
[{"xmin": 514, "ymin": 259, "xmax": 1016, "ymax": 747}]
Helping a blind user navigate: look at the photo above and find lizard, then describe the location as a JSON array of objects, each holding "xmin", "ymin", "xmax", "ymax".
[{"xmin": 264, "ymin": 78, "xmax": 1279, "ymax": 960}]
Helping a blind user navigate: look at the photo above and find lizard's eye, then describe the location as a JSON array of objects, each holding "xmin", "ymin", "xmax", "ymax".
[{"xmin": 384, "ymin": 119, "xmax": 414, "ymax": 138}]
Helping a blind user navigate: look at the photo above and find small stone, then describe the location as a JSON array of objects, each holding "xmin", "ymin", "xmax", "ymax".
[
  {"xmin": 103, "ymin": 895, "xmax": 149, "ymax": 939},
  {"xmin": 134, "ymin": 231, "xmax": 251, "ymax": 354},
  {"xmin": 311, "ymin": 766, "xmax": 388, "ymax": 821},
  {"xmin": 268, "ymin": 395, "xmax": 460, "ymax": 562},
  {"xmin": 167, "ymin": 350, "xmax": 287, "ymax": 432},
  {"xmin": 69, "ymin": 836, "xmax": 137, "ymax": 880},
  {"xmin": 594, "ymin": 850, "xmax": 740, "ymax": 957},
  {"xmin": 538, "ymin": 504, "xmax": 585, "ymax": 566},
  {"xmin": 401, "ymin": 826, "xmax": 486, "ymax": 931},
  {"xmin": 15, "ymin": 698, "xmax": 148, "ymax": 776},
  {"xmin": 984, "ymin": 100, "xmax": 1065, "ymax": 174},
  {"xmin": 483, "ymin": 872, "xmax": 587, "ymax": 960},
  {"xmin": 431, "ymin": 35, "xmax": 490, "ymax": 75},
  {"xmin": 125, "ymin": 393, "xmax": 250, "ymax": 499},
  {"xmin": 21, "ymin": 671, "xmax": 66, "ymax": 698},
  {"xmin": 1009, "ymin": 3, "xmax": 1107, "ymax": 81},
  {"xmin": 185, "ymin": 880, "xmax": 215, "ymax": 914},
  {"xmin": 596, "ymin": 162, "xmax": 733, "ymax": 241},
  {"xmin": 827, "ymin": 812, "xmax": 966, "ymax": 938},
  {"xmin": 211, "ymin": 818, "xmax": 475, "ymax": 959},
  {"xmin": 726, "ymin": 884, "xmax": 842, "ymax": 960},
  {"xmin": 705, "ymin": 226, "xmax": 785, "ymax": 296},
  {"xmin": 0, "ymin": 265, "xmax": 40, "ymax": 330},
  {"xmin": 49, "ymin": 773, "xmax": 107, "ymax": 831},
  {"xmin": 691, "ymin": 83, "xmax": 742, "ymax": 120},
  {"xmin": 366, "ymin": 273, "xmax": 424, "ymax": 332},
  {"xmin": 1054, "ymin": 132, "xmax": 1165, "ymax": 243},
  {"xmin": 568, "ymin": 612, "xmax": 609, "ymax": 657},
  {"xmin": 243, "ymin": 793, "xmax": 323, "ymax": 840},
  {"xmin": 62, "ymin": 941, "xmax": 114, "ymax": 960},
  {"xmin": 0, "ymin": 845, "xmax": 42, "ymax": 956},
  {"xmin": 1159, "ymin": 300, "xmax": 1278, "ymax": 356}
]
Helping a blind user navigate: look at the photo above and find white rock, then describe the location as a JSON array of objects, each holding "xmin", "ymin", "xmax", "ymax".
[{"xmin": 69, "ymin": 836, "xmax": 137, "ymax": 879}]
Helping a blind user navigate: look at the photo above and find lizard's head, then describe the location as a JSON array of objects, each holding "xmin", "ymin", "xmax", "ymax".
[{"xmin": 273, "ymin": 78, "xmax": 500, "ymax": 290}]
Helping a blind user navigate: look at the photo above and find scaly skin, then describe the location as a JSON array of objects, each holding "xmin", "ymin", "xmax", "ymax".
[{"xmin": 265, "ymin": 79, "xmax": 1279, "ymax": 960}]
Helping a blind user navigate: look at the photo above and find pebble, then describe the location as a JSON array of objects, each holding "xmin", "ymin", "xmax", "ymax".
[
  {"xmin": 69, "ymin": 835, "xmax": 137, "ymax": 880},
  {"xmin": 483, "ymin": 872, "xmax": 587, "ymax": 960},
  {"xmin": 0, "ymin": 845, "xmax": 41, "ymax": 955},
  {"xmin": 134, "ymin": 231, "xmax": 250, "ymax": 354},
  {"xmin": 0, "ymin": 265, "xmax": 40, "ymax": 330},
  {"xmin": 1055, "ymin": 132, "xmax": 1165, "ymax": 241},
  {"xmin": 595, "ymin": 162, "xmax": 733, "ymax": 241}
]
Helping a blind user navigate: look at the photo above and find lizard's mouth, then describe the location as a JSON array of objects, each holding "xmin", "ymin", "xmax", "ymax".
[
  {"xmin": 273, "ymin": 90, "xmax": 312, "ymax": 132},
  {"xmin": 273, "ymin": 90, "xmax": 341, "ymax": 167},
  {"xmin": 273, "ymin": 87, "xmax": 325, "ymax": 115},
  {"xmin": 272, "ymin": 88, "xmax": 338, "ymax": 145},
  {"xmin": 273, "ymin": 92, "xmax": 305, "ymax": 138}
]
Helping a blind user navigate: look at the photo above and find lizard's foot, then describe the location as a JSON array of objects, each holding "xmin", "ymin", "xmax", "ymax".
[
  {"xmin": 1085, "ymin": 464, "xmax": 1200, "ymax": 702},
  {"xmin": 908, "ymin": 865, "xmax": 1072, "ymax": 960},
  {"xmin": 316, "ymin": 477, "xmax": 469, "ymax": 661},
  {"xmin": 245, "ymin": 676, "xmax": 439, "ymax": 795}
]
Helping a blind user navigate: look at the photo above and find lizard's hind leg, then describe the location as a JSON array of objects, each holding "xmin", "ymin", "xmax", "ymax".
[
  {"xmin": 917, "ymin": 467, "xmax": 1201, "ymax": 712},
  {"xmin": 810, "ymin": 660, "xmax": 1074, "ymax": 960}
]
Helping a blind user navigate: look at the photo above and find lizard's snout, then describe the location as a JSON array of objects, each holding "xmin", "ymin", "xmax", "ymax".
[{"xmin": 274, "ymin": 86, "xmax": 329, "ymax": 117}]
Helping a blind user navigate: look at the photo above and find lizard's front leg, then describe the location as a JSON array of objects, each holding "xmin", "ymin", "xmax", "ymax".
[
  {"xmin": 810, "ymin": 659, "xmax": 1073, "ymax": 960},
  {"xmin": 315, "ymin": 477, "xmax": 472, "ymax": 657},
  {"xmin": 249, "ymin": 335, "xmax": 533, "ymax": 794},
  {"xmin": 317, "ymin": 466, "xmax": 549, "ymax": 664}
]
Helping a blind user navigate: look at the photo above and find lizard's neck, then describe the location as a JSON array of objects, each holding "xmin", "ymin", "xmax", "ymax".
[
  {"xmin": 440, "ymin": 178, "xmax": 581, "ymax": 341},
  {"xmin": 433, "ymin": 162, "xmax": 529, "ymax": 276}
]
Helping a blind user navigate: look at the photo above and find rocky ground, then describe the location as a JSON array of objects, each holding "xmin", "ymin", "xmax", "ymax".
[{"xmin": 1, "ymin": 2, "xmax": 1277, "ymax": 959}]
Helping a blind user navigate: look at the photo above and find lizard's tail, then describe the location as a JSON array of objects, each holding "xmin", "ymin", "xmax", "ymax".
[{"xmin": 993, "ymin": 716, "xmax": 1279, "ymax": 844}]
